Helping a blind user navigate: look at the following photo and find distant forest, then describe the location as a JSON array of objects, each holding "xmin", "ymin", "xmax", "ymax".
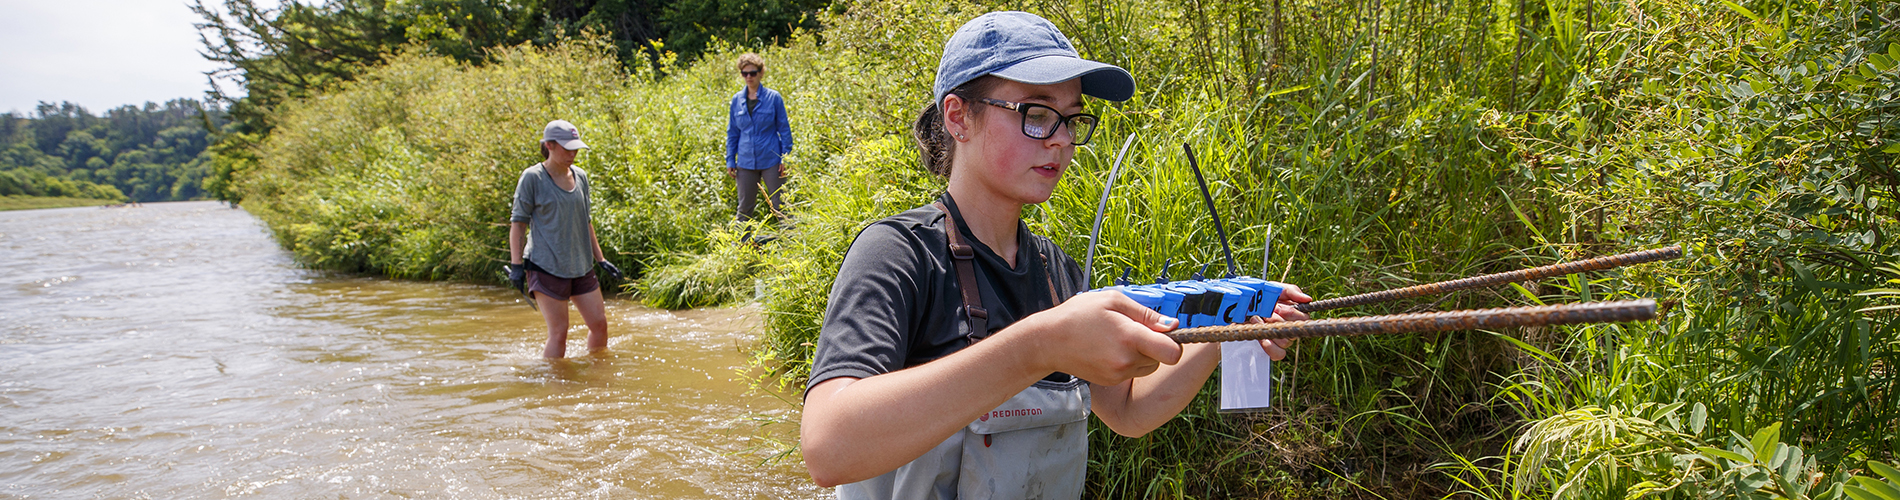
[
  {"xmin": 1, "ymin": 100, "xmax": 224, "ymax": 202},
  {"xmin": 3, "ymin": 0, "xmax": 832, "ymax": 204}
]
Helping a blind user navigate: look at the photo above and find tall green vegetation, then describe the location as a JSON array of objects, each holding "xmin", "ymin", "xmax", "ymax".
[
  {"xmin": 1456, "ymin": 1, "xmax": 1900, "ymax": 497},
  {"xmin": 238, "ymin": 40, "xmax": 647, "ymax": 278},
  {"xmin": 194, "ymin": 0, "xmax": 832, "ymax": 203},
  {"xmin": 232, "ymin": 28, "xmax": 899, "ymax": 280},
  {"xmin": 0, "ymin": 99, "xmax": 224, "ymax": 202},
  {"xmin": 761, "ymin": 0, "xmax": 1897, "ymax": 497},
  {"xmin": 232, "ymin": 0, "xmax": 1895, "ymax": 497}
]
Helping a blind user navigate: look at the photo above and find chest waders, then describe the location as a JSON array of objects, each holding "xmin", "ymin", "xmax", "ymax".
[{"xmin": 839, "ymin": 203, "xmax": 1090, "ymax": 500}]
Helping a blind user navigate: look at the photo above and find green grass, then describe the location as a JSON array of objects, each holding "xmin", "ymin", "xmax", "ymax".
[
  {"xmin": 0, "ymin": 195, "xmax": 122, "ymax": 211},
  {"xmin": 634, "ymin": 226, "xmax": 769, "ymax": 309}
]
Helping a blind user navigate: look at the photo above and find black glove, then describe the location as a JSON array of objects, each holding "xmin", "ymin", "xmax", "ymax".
[
  {"xmin": 597, "ymin": 260, "xmax": 623, "ymax": 280},
  {"xmin": 506, "ymin": 263, "xmax": 526, "ymax": 291}
]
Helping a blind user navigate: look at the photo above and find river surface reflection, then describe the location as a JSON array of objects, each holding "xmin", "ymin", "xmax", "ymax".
[{"xmin": 0, "ymin": 201, "xmax": 824, "ymax": 498}]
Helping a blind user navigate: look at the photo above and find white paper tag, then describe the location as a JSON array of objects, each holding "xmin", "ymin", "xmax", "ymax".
[{"xmin": 1219, "ymin": 340, "xmax": 1273, "ymax": 412}]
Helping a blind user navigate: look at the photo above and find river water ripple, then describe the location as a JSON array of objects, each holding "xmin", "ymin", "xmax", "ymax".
[{"xmin": 0, "ymin": 201, "xmax": 823, "ymax": 499}]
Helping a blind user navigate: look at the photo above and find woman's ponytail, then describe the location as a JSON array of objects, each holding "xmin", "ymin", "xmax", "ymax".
[
  {"xmin": 911, "ymin": 76, "xmax": 1003, "ymax": 178},
  {"xmin": 913, "ymin": 102, "xmax": 955, "ymax": 177}
]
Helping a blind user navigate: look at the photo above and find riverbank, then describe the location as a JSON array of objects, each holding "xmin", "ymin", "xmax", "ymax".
[{"xmin": 0, "ymin": 194, "xmax": 121, "ymax": 211}]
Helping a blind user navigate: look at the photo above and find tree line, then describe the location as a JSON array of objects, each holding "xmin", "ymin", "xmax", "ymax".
[
  {"xmin": 8, "ymin": 0, "xmax": 833, "ymax": 205},
  {"xmin": 1, "ymin": 100, "xmax": 225, "ymax": 202}
]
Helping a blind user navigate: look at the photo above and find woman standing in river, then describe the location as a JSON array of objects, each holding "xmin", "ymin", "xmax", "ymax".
[
  {"xmin": 798, "ymin": 11, "xmax": 1312, "ymax": 498},
  {"xmin": 506, "ymin": 119, "xmax": 624, "ymax": 358}
]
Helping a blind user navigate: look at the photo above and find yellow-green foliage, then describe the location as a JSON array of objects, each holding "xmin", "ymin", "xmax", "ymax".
[
  {"xmin": 237, "ymin": 9, "xmax": 954, "ymax": 282},
  {"xmin": 242, "ymin": 39, "xmax": 642, "ymax": 278},
  {"xmin": 757, "ymin": 133, "xmax": 945, "ymax": 390}
]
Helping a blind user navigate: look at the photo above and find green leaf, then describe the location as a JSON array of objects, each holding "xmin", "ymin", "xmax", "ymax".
[
  {"xmin": 1870, "ymin": 462, "xmax": 1900, "ymax": 484},
  {"xmin": 1770, "ymin": 443, "xmax": 1792, "ymax": 468},
  {"xmin": 1509, "ymin": 282, "xmax": 1547, "ymax": 305},
  {"xmin": 1629, "ymin": 481, "xmax": 1668, "ymax": 497},
  {"xmin": 1851, "ymin": 477, "xmax": 1900, "ymax": 500},
  {"xmin": 1739, "ymin": 468, "xmax": 1773, "ymax": 492},
  {"xmin": 1872, "ymin": 53, "xmax": 1897, "ymax": 73},
  {"xmin": 1782, "ymin": 445, "xmax": 1807, "ymax": 483},
  {"xmin": 1703, "ymin": 446, "xmax": 1751, "ymax": 463},
  {"xmin": 1265, "ymin": 85, "xmax": 1312, "ymax": 97},
  {"xmin": 1721, "ymin": 0, "xmax": 1761, "ymax": 21},
  {"xmin": 1753, "ymin": 423, "xmax": 1783, "ymax": 460},
  {"xmin": 1779, "ymin": 445, "xmax": 1809, "ymax": 495},
  {"xmin": 1691, "ymin": 403, "xmax": 1709, "ymax": 434},
  {"xmin": 1881, "ymin": 141, "xmax": 1900, "ymax": 154}
]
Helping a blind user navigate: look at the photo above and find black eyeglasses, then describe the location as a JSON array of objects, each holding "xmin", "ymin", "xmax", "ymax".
[
  {"xmin": 978, "ymin": 98, "xmax": 1099, "ymax": 145},
  {"xmin": 740, "ymin": 69, "xmax": 761, "ymax": 77}
]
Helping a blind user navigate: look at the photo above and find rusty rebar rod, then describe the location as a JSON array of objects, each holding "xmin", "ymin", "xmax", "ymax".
[
  {"xmin": 1170, "ymin": 299, "xmax": 1657, "ymax": 344},
  {"xmin": 1295, "ymin": 246, "xmax": 1681, "ymax": 313}
]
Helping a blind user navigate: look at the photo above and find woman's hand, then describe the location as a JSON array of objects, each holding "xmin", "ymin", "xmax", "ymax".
[
  {"xmin": 1009, "ymin": 291, "xmax": 1184, "ymax": 386},
  {"xmin": 596, "ymin": 260, "xmax": 624, "ymax": 280},
  {"xmin": 726, "ymin": 167, "xmax": 738, "ymax": 179},
  {"xmin": 1253, "ymin": 283, "xmax": 1314, "ymax": 360},
  {"xmin": 1275, "ymin": 283, "xmax": 1313, "ymax": 321},
  {"xmin": 506, "ymin": 263, "xmax": 526, "ymax": 292}
]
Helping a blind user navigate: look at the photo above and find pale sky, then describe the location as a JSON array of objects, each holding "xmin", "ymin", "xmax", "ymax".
[{"xmin": 0, "ymin": 0, "xmax": 232, "ymax": 115}]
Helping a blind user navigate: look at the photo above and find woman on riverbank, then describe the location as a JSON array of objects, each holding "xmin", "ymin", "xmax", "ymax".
[
  {"xmin": 799, "ymin": 11, "xmax": 1312, "ymax": 497},
  {"xmin": 725, "ymin": 52, "xmax": 795, "ymax": 223},
  {"xmin": 506, "ymin": 119, "xmax": 623, "ymax": 358}
]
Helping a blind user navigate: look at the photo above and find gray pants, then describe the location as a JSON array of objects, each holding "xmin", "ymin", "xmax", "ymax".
[{"xmin": 735, "ymin": 167, "xmax": 785, "ymax": 222}]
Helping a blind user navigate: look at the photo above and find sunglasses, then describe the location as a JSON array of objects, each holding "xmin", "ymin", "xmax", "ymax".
[
  {"xmin": 740, "ymin": 69, "xmax": 761, "ymax": 77},
  {"xmin": 978, "ymin": 98, "xmax": 1099, "ymax": 146}
]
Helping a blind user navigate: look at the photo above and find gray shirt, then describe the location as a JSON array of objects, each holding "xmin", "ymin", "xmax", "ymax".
[
  {"xmin": 807, "ymin": 197, "xmax": 1084, "ymax": 395},
  {"xmin": 510, "ymin": 163, "xmax": 594, "ymax": 278}
]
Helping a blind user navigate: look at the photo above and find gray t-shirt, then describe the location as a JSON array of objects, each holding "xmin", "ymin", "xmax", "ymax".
[
  {"xmin": 510, "ymin": 163, "xmax": 594, "ymax": 278},
  {"xmin": 806, "ymin": 196, "xmax": 1085, "ymax": 395}
]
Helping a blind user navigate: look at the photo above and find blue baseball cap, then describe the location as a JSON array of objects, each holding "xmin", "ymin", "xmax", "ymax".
[{"xmin": 932, "ymin": 11, "xmax": 1135, "ymax": 106}]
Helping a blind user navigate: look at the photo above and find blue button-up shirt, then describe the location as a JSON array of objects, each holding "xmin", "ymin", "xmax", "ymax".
[{"xmin": 726, "ymin": 85, "xmax": 794, "ymax": 170}]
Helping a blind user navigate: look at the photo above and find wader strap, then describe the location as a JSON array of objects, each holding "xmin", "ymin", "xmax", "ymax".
[
  {"xmin": 1042, "ymin": 252, "xmax": 1060, "ymax": 305},
  {"xmin": 935, "ymin": 201, "xmax": 989, "ymax": 343}
]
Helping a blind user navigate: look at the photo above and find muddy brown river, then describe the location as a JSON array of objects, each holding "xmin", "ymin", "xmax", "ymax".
[{"xmin": 0, "ymin": 201, "xmax": 826, "ymax": 498}]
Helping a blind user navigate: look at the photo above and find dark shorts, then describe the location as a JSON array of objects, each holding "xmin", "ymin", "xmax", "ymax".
[{"xmin": 527, "ymin": 269, "xmax": 600, "ymax": 301}]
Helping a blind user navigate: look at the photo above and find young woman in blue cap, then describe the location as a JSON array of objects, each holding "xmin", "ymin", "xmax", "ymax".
[
  {"xmin": 800, "ymin": 11, "xmax": 1312, "ymax": 498},
  {"xmin": 506, "ymin": 119, "xmax": 624, "ymax": 358}
]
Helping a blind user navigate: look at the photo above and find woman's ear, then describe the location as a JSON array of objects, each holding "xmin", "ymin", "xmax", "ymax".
[{"xmin": 942, "ymin": 95, "xmax": 972, "ymax": 142}]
